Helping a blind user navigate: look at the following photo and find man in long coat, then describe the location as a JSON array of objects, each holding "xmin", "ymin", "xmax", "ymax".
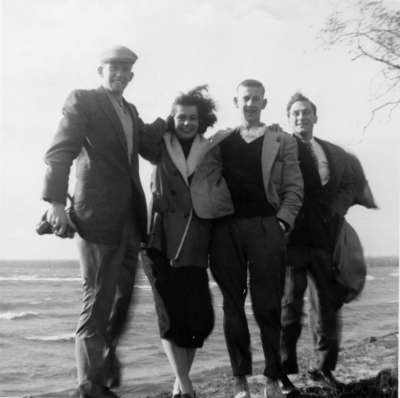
[
  {"xmin": 42, "ymin": 46, "xmax": 165, "ymax": 398},
  {"xmin": 280, "ymin": 92, "xmax": 357, "ymax": 394}
]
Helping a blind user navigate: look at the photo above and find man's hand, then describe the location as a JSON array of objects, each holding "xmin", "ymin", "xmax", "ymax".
[
  {"xmin": 46, "ymin": 202, "xmax": 69, "ymax": 237},
  {"xmin": 267, "ymin": 123, "xmax": 284, "ymax": 133},
  {"xmin": 214, "ymin": 128, "xmax": 233, "ymax": 135},
  {"xmin": 278, "ymin": 220, "xmax": 287, "ymax": 232}
]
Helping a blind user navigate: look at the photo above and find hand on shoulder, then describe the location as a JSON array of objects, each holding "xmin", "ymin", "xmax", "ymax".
[{"xmin": 267, "ymin": 123, "xmax": 284, "ymax": 133}]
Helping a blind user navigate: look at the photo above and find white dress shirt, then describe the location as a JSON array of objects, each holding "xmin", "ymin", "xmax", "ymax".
[{"xmin": 309, "ymin": 138, "xmax": 330, "ymax": 185}]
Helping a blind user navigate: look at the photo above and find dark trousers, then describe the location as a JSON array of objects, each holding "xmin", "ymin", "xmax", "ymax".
[
  {"xmin": 75, "ymin": 220, "xmax": 141, "ymax": 387},
  {"xmin": 210, "ymin": 216, "xmax": 286, "ymax": 379},
  {"xmin": 281, "ymin": 246, "xmax": 345, "ymax": 374}
]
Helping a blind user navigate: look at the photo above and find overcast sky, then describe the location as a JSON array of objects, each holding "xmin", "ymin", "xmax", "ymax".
[{"xmin": 1, "ymin": 0, "xmax": 399, "ymax": 259}]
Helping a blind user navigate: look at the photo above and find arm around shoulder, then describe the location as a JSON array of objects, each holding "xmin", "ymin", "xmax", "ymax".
[
  {"xmin": 191, "ymin": 144, "xmax": 234, "ymax": 219},
  {"xmin": 135, "ymin": 106, "xmax": 166, "ymax": 164}
]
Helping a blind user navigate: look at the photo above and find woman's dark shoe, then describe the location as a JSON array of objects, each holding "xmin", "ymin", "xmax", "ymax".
[
  {"xmin": 172, "ymin": 377, "xmax": 181, "ymax": 397},
  {"xmin": 279, "ymin": 374, "xmax": 298, "ymax": 395},
  {"xmin": 181, "ymin": 393, "xmax": 196, "ymax": 398},
  {"xmin": 77, "ymin": 382, "xmax": 119, "ymax": 398},
  {"xmin": 105, "ymin": 348, "xmax": 121, "ymax": 388}
]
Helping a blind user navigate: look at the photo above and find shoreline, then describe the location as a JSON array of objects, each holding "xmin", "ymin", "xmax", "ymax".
[{"xmin": 30, "ymin": 332, "xmax": 398, "ymax": 398}]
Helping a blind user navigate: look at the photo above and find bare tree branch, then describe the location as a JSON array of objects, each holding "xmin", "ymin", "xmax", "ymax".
[
  {"xmin": 320, "ymin": 0, "xmax": 400, "ymax": 126},
  {"xmin": 358, "ymin": 32, "xmax": 400, "ymax": 58},
  {"xmin": 388, "ymin": 101, "xmax": 400, "ymax": 119},
  {"xmin": 362, "ymin": 100, "xmax": 400, "ymax": 134},
  {"xmin": 357, "ymin": 44, "xmax": 400, "ymax": 70},
  {"xmin": 371, "ymin": 77, "xmax": 400, "ymax": 100}
]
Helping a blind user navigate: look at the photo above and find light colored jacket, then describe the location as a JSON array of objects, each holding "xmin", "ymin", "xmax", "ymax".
[
  {"xmin": 148, "ymin": 133, "xmax": 228, "ymax": 266},
  {"xmin": 192, "ymin": 127, "xmax": 304, "ymax": 229}
]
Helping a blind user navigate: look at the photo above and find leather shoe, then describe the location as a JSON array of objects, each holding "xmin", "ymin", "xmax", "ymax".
[
  {"xmin": 181, "ymin": 393, "xmax": 196, "ymax": 398},
  {"xmin": 264, "ymin": 379, "xmax": 285, "ymax": 398},
  {"xmin": 308, "ymin": 369, "xmax": 344, "ymax": 390},
  {"xmin": 78, "ymin": 382, "xmax": 119, "ymax": 398},
  {"xmin": 234, "ymin": 376, "xmax": 251, "ymax": 398},
  {"xmin": 279, "ymin": 374, "xmax": 299, "ymax": 395},
  {"xmin": 105, "ymin": 348, "xmax": 121, "ymax": 388}
]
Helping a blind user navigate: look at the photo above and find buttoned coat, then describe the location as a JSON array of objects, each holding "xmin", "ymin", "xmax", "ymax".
[
  {"xmin": 42, "ymin": 86, "xmax": 165, "ymax": 244},
  {"xmin": 148, "ymin": 133, "xmax": 231, "ymax": 266}
]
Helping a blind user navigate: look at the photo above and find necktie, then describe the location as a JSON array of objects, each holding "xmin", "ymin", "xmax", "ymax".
[{"xmin": 304, "ymin": 141, "xmax": 319, "ymax": 172}]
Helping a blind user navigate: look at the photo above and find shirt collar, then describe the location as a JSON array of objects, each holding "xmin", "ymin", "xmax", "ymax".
[{"xmin": 240, "ymin": 123, "xmax": 266, "ymax": 143}]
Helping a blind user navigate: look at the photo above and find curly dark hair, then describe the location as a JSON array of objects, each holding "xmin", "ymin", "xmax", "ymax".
[
  {"xmin": 167, "ymin": 85, "xmax": 217, "ymax": 135},
  {"xmin": 286, "ymin": 92, "xmax": 317, "ymax": 117}
]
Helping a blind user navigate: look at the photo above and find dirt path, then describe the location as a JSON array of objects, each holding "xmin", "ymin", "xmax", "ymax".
[
  {"xmin": 134, "ymin": 332, "xmax": 398, "ymax": 398},
  {"xmin": 32, "ymin": 332, "xmax": 398, "ymax": 398}
]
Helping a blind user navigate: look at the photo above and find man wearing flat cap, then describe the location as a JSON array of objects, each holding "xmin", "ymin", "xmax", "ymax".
[{"xmin": 42, "ymin": 45, "xmax": 165, "ymax": 398}]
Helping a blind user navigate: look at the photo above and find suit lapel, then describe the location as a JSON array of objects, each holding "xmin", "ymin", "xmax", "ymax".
[
  {"xmin": 186, "ymin": 135, "xmax": 210, "ymax": 176},
  {"xmin": 261, "ymin": 127, "xmax": 280, "ymax": 184},
  {"xmin": 163, "ymin": 133, "xmax": 213, "ymax": 185},
  {"xmin": 164, "ymin": 133, "xmax": 190, "ymax": 185},
  {"xmin": 315, "ymin": 137, "xmax": 340, "ymax": 187},
  {"xmin": 96, "ymin": 87, "xmax": 129, "ymax": 158}
]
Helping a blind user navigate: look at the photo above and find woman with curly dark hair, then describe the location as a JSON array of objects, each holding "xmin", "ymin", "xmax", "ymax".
[{"xmin": 143, "ymin": 86, "xmax": 219, "ymax": 398}]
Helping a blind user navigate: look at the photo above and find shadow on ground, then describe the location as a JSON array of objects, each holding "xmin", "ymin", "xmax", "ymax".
[{"xmin": 293, "ymin": 368, "xmax": 398, "ymax": 398}]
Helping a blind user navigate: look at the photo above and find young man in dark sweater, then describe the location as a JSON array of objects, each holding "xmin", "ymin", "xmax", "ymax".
[{"xmin": 209, "ymin": 80, "xmax": 303, "ymax": 398}]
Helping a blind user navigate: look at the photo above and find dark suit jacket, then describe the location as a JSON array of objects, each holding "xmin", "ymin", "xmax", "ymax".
[
  {"xmin": 316, "ymin": 137, "xmax": 357, "ymax": 217},
  {"xmin": 290, "ymin": 136, "xmax": 357, "ymax": 249},
  {"xmin": 347, "ymin": 152, "xmax": 377, "ymax": 209},
  {"xmin": 42, "ymin": 86, "xmax": 165, "ymax": 244}
]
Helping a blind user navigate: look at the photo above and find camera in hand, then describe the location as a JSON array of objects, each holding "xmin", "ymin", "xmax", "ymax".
[{"xmin": 36, "ymin": 208, "xmax": 76, "ymax": 239}]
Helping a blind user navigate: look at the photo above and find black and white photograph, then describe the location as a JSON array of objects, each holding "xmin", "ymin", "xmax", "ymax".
[{"xmin": 1, "ymin": 1, "xmax": 398, "ymax": 397}]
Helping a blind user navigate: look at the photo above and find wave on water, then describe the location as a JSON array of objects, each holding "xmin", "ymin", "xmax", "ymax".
[
  {"xmin": 366, "ymin": 275, "xmax": 375, "ymax": 281},
  {"xmin": 0, "ymin": 311, "xmax": 39, "ymax": 320},
  {"xmin": 0, "ymin": 275, "xmax": 80, "ymax": 282},
  {"xmin": 25, "ymin": 333, "xmax": 74, "ymax": 342}
]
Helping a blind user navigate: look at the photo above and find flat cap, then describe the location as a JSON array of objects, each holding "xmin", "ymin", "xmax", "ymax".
[{"xmin": 100, "ymin": 45, "xmax": 138, "ymax": 64}]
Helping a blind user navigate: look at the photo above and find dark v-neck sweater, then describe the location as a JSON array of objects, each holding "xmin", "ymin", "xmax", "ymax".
[{"xmin": 220, "ymin": 131, "xmax": 276, "ymax": 217}]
